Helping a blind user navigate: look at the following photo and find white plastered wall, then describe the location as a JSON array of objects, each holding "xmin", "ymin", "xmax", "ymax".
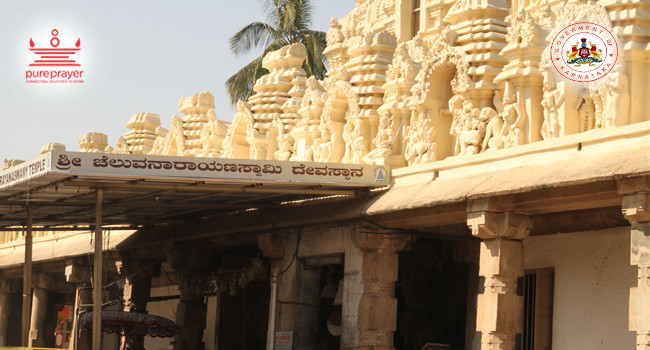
[{"xmin": 524, "ymin": 226, "xmax": 635, "ymax": 350}]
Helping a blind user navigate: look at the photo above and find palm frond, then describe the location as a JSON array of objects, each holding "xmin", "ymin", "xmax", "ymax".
[
  {"xmin": 229, "ymin": 22, "xmax": 277, "ymax": 55},
  {"xmin": 227, "ymin": 0, "xmax": 328, "ymax": 105},
  {"xmin": 301, "ymin": 30, "xmax": 327, "ymax": 79},
  {"xmin": 291, "ymin": 0, "xmax": 313, "ymax": 31},
  {"xmin": 225, "ymin": 56, "xmax": 268, "ymax": 105}
]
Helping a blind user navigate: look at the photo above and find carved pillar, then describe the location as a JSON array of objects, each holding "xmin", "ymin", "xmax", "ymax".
[
  {"xmin": 467, "ymin": 200, "xmax": 532, "ymax": 350},
  {"xmin": 174, "ymin": 249, "xmax": 212, "ymax": 350},
  {"xmin": 620, "ymin": 178, "xmax": 650, "ymax": 350},
  {"xmin": 117, "ymin": 259, "xmax": 154, "ymax": 350},
  {"xmin": 28, "ymin": 287, "xmax": 48, "ymax": 347},
  {"xmin": 341, "ymin": 231, "xmax": 363, "ymax": 349},
  {"xmin": 258, "ymin": 231, "xmax": 320, "ymax": 349},
  {"xmin": 352, "ymin": 232, "xmax": 411, "ymax": 349}
]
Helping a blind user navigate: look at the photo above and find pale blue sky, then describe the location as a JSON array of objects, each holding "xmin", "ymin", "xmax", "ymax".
[{"xmin": 0, "ymin": 0, "xmax": 356, "ymax": 161}]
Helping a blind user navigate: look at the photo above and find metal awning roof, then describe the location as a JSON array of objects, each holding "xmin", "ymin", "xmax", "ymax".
[{"xmin": 0, "ymin": 151, "xmax": 390, "ymax": 229}]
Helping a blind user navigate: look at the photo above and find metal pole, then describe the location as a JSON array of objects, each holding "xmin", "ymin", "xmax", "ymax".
[
  {"xmin": 266, "ymin": 267, "xmax": 278, "ymax": 350},
  {"xmin": 92, "ymin": 190, "xmax": 103, "ymax": 350},
  {"xmin": 21, "ymin": 206, "xmax": 32, "ymax": 346}
]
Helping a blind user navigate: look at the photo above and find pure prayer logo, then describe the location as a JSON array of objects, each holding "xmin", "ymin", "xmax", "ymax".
[
  {"xmin": 26, "ymin": 29, "xmax": 84, "ymax": 84},
  {"xmin": 550, "ymin": 22, "xmax": 618, "ymax": 82}
]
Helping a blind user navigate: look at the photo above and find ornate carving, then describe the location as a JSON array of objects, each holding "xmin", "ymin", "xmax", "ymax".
[
  {"xmin": 500, "ymin": 82, "xmax": 527, "ymax": 147},
  {"xmin": 529, "ymin": 5, "xmax": 554, "ymax": 27},
  {"xmin": 363, "ymin": 112, "xmax": 395, "ymax": 164},
  {"xmin": 178, "ymin": 92, "xmax": 214, "ymax": 156},
  {"xmin": 78, "ymin": 132, "xmax": 108, "ymax": 153},
  {"xmin": 410, "ymin": 27, "xmax": 470, "ymax": 109},
  {"xmin": 449, "ymin": 94, "xmax": 487, "ymax": 156},
  {"xmin": 505, "ymin": 10, "xmax": 539, "ymax": 47},
  {"xmin": 149, "ymin": 126, "xmax": 169, "ymax": 156},
  {"xmin": 40, "ymin": 142, "xmax": 66, "ymax": 154},
  {"xmin": 197, "ymin": 109, "xmax": 228, "ymax": 158},
  {"xmin": 313, "ymin": 127, "xmax": 333, "ymax": 163},
  {"xmin": 604, "ymin": 65, "xmax": 629, "ymax": 128},
  {"xmin": 1, "ymin": 159, "xmax": 24, "ymax": 170},
  {"xmin": 541, "ymin": 78, "xmax": 564, "ymax": 140},
  {"xmin": 480, "ymin": 106, "xmax": 503, "ymax": 152},
  {"xmin": 123, "ymin": 112, "xmax": 160, "ymax": 155},
  {"xmin": 386, "ymin": 44, "xmax": 418, "ymax": 82},
  {"xmin": 575, "ymin": 88, "xmax": 596, "ymax": 133},
  {"xmin": 343, "ymin": 117, "xmax": 369, "ymax": 164},
  {"xmin": 326, "ymin": 17, "xmax": 345, "ymax": 46},
  {"xmin": 162, "ymin": 115, "xmax": 187, "ymax": 156},
  {"xmin": 404, "ymin": 110, "xmax": 437, "ymax": 166},
  {"xmin": 273, "ymin": 134, "xmax": 293, "ymax": 161},
  {"xmin": 222, "ymin": 101, "xmax": 256, "ymax": 159},
  {"xmin": 552, "ymin": 1, "xmax": 612, "ymax": 34},
  {"xmin": 113, "ymin": 136, "xmax": 130, "ymax": 154}
]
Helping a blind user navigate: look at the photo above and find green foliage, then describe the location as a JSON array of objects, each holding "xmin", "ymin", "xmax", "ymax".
[{"xmin": 226, "ymin": 0, "xmax": 328, "ymax": 105}]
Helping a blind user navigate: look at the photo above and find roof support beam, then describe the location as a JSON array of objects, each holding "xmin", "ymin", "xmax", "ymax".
[
  {"xmin": 62, "ymin": 180, "xmax": 357, "ymax": 196},
  {"xmin": 0, "ymin": 176, "xmax": 77, "ymax": 202},
  {"xmin": 92, "ymin": 189, "xmax": 103, "ymax": 350},
  {"xmin": 21, "ymin": 206, "xmax": 32, "ymax": 346}
]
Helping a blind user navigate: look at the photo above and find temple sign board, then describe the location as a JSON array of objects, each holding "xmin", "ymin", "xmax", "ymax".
[{"xmin": 0, "ymin": 151, "xmax": 390, "ymax": 190}]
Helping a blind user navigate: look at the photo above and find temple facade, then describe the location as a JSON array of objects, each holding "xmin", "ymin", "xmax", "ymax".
[{"xmin": 1, "ymin": 0, "xmax": 650, "ymax": 349}]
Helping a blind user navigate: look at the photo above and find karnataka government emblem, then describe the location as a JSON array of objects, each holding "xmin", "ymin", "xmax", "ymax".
[
  {"xmin": 566, "ymin": 38, "xmax": 602, "ymax": 67},
  {"xmin": 550, "ymin": 22, "xmax": 618, "ymax": 82}
]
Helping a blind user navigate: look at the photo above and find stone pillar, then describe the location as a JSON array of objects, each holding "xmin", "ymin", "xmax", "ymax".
[
  {"xmin": 467, "ymin": 200, "xmax": 532, "ymax": 350},
  {"xmin": 28, "ymin": 288, "xmax": 48, "ymax": 347},
  {"xmin": 620, "ymin": 178, "xmax": 650, "ymax": 350},
  {"xmin": 258, "ymin": 231, "xmax": 321, "ymax": 349},
  {"xmin": 352, "ymin": 232, "xmax": 411, "ymax": 350},
  {"xmin": 0, "ymin": 279, "xmax": 18, "ymax": 346},
  {"xmin": 0, "ymin": 292, "xmax": 8, "ymax": 346},
  {"xmin": 341, "ymin": 231, "xmax": 363, "ymax": 349},
  {"xmin": 117, "ymin": 259, "xmax": 154, "ymax": 350},
  {"xmin": 66, "ymin": 263, "xmax": 91, "ymax": 350},
  {"xmin": 174, "ymin": 249, "xmax": 212, "ymax": 350}
]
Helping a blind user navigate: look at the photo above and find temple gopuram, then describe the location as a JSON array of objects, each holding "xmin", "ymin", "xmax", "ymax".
[{"xmin": 1, "ymin": 0, "xmax": 649, "ymax": 349}]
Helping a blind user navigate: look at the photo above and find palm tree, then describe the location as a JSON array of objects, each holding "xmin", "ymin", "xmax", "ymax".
[{"xmin": 226, "ymin": 0, "xmax": 327, "ymax": 105}]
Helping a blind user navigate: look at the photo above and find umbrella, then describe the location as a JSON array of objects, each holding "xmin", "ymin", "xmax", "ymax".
[{"xmin": 81, "ymin": 310, "xmax": 176, "ymax": 348}]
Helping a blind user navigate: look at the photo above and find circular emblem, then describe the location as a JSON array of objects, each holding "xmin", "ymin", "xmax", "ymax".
[
  {"xmin": 373, "ymin": 167, "xmax": 388, "ymax": 184},
  {"xmin": 550, "ymin": 22, "xmax": 618, "ymax": 82}
]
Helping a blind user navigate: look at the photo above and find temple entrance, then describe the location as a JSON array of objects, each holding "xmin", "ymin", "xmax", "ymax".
[
  {"xmin": 315, "ymin": 264, "xmax": 344, "ymax": 349},
  {"xmin": 395, "ymin": 237, "xmax": 479, "ymax": 350}
]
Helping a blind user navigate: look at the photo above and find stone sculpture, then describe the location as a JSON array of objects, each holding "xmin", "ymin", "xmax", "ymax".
[
  {"xmin": 449, "ymin": 94, "xmax": 486, "ymax": 156},
  {"xmin": 575, "ymin": 89, "xmax": 595, "ymax": 133},
  {"xmin": 604, "ymin": 65, "xmax": 629, "ymax": 128},
  {"xmin": 541, "ymin": 79, "xmax": 564, "ymax": 140},
  {"xmin": 500, "ymin": 84, "xmax": 526, "ymax": 147},
  {"xmin": 363, "ymin": 112, "xmax": 395, "ymax": 164},
  {"xmin": 79, "ymin": 132, "xmax": 108, "ymax": 153}
]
